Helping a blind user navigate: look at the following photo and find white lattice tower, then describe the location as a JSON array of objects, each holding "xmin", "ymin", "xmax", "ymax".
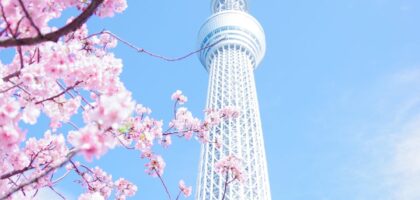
[{"xmin": 196, "ymin": 0, "xmax": 271, "ymax": 199}]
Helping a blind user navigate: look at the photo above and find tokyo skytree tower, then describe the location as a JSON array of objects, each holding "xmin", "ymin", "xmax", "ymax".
[{"xmin": 196, "ymin": 0, "xmax": 271, "ymax": 199}]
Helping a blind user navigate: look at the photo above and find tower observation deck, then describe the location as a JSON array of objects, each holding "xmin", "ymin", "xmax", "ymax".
[{"xmin": 196, "ymin": 0, "xmax": 271, "ymax": 199}]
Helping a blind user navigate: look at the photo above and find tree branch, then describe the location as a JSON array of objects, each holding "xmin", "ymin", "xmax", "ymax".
[
  {"xmin": 155, "ymin": 169, "xmax": 172, "ymax": 200},
  {"xmin": 0, "ymin": 0, "xmax": 104, "ymax": 47},
  {"xmin": 2, "ymin": 71, "xmax": 21, "ymax": 82},
  {"xmin": 0, "ymin": 166, "xmax": 32, "ymax": 180},
  {"xmin": 221, "ymin": 171, "xmax": 229, "ymax": 200}
]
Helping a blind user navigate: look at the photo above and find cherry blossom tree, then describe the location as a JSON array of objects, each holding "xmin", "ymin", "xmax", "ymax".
[{"xmin": 0, "ymin": 0, "xmax": 242, "ymax": 199}]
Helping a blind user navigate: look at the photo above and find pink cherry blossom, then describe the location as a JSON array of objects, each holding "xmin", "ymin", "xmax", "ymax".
[
  {"xmin": 171, "ymin": 107, "xmax": 201, "ymax": 132},
  {"xmin": 115, "ymin": 178, "xmax": 138, "ymax": 200},
  {"xmin": 8, "ymin": 151, "xmax": 30, "ymax": 171},
  {"xmin": 68, "ymin": 125, "xmax": 116, "ymax": 161},
  {"xmin": 178, "ymin": 179, "xmax": 192, "ymax": 197},
  {"xmin": 140, "ymin": 148, "xmax": 153, "ymax": 159},
  {"xmin": 21, "ymin": 103, "xmax": 41, "ymax": 125},
  {"xmin": 219, "ymin": 106, "xmax": 241, "ymax": 118},
  {"xmin": 160, "ymin": 135, "xmax": 172, "ymax": 148},
  {"xmin": 0, "ymin": 125, "xmax": 24, "ymax": 149},
  {"xmin": 96, "ymin": 0, "xmax": 128, "ymax": 17},
  {"xmin": 86, "ymin": 91, "xmax": 135, "ymax": 129},
  {"xmin": 1, "ymin": 100, "xmax": 20, "ymax": 120},
  {"xmin": 215, "ymin": 155, "xmax": 244, "ymax": 183},
  {"xmin": 196, "ymin": 132, "xmax": 209, "ymax": 143},
  {"xmin": 135, "ymin": 104, "xmax": 152, "ymax": 115},
  {"xmin": 99, "ymin": 33, "xmax": 118, "ymax": 48},
  {"xmin": 183, "ymin": 130, "xmax": 194, "ymax": 140},
  {"xmin": 214, "ymin": 136, "xmax": 222, "ymax": 149},
  {"xmin": 171, "ymin": 90, "xmax": 188, "ymax": 104},
  {"xmin": 83, "ymin": 167, "xmax": 114, "ymax": 198},
  {"xmin": 24, "ymin": 131, "xmax": 69, "ymax": 167},
  {"xmin": 145, "ymin": 155, "xmax": 166, "ymax": 177}
]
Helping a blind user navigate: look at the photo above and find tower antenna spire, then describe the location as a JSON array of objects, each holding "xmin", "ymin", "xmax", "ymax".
[{"xmin": 211, "ymin": 0, "xmax": 248, "ymax": 13}]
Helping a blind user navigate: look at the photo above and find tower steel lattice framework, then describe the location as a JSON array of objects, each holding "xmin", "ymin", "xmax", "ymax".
[{"xmin": 196, "ymin": 0, "xmax": 271, "ymax": 199}]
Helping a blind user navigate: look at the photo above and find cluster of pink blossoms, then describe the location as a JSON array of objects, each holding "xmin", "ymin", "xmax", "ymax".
[
  {"xmin": 96, "ymin": 0, "xmax": 128, "ymax": 18},
  {"xmin": 64, "ymin": 162, "xmax": 137, "ymax": 200},
  {"xmin": 0, "ymin": 0, "xmax": 141, "ymax": 199},
  {"xmin": 215, "ymin": 155, "xmax": 245, "ymax": 183},
  {"xmin": 114, "ymin": 178, "xmax": 138, "ymax": 200},
  {"xmin": 178, "ymin": 180, "xmax": 192, "ymax": 198},
  {"xmin": 0, "ymin": 0, "xmax": 241, "ymax": 199},
  {"xmin": 112, "ymin": 90, "xmax": 241, "ymax": 177},
  {"xmin": 171, "ymin": 90, "xmax": 188, "ymax": 104},
  {"xmin": 144, "ymin": 155, "xmax": 166, "ymax": 177}
]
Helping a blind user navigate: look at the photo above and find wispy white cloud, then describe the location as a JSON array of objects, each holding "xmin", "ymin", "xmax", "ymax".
[
  {"xmin": 386, "ymin": 114, "xmax": 420, "ymax": 200},
  {"xmin": 334, "ymin": 67, "xmax": 420, "ymax": 200},
  {"xmin": 392, "ymin": 67, "xmax": 420, "ymax": 85},
  {"xmin": 373, "ymin": 67, "xmax": 420, "ymax": 200}
]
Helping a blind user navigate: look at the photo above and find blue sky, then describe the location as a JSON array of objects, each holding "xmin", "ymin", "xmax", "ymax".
[{"xmin": 3, "ymin": 0, "xmax": 420, "ymax": 199}]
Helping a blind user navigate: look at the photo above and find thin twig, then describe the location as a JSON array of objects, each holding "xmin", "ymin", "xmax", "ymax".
[
  {"xmin": 70, "ymin": 160, "xmax": 94, "ymax": 191},
  {"xmin": 162, "ymin": 128, "xmax": 198, "ymax": 137},
  {"xmin": 173, "ymin": 100, "xmax": 178, "ymax": 119},
  {"xmin": 71, "ymin": 88, "xmax": 94, "ymax": 109},
  {"xmin": 88, "ymin": 30, "xmax": 226, "ymax": 62},
  {"xmin": 155, "ymin": 169, "xmax": 172, "ymax": 200},
  {"xmin": 12, "ymin": 80, "xmax": 32, "ymax": 96},
  {"xmin": 56, "ymin": 80, "xmax": 76, "ymax": 98},
  {"xmin": 0, "ymin": 82, "xmax": 22, "ymax": 93},
  {"xmin": 108, "ymin": 130, "xmax": 135, "ymax": 150},
  {"xmin": 48, "ymin": 186, "xmax": 66, "ymax": 200},
  {"xmin": 66, "ymin": 121, "xmax": 80, "ymax": 130},
  {"xmin": 52, "ymin": 170, "xmax": 72, "ymax": 185},
  {"xmin": 221, "ymin": 171, "xmax": 229, "ymax": 200},
  {"xmin": 175, "ymin": 190, "xmax": 182, "ymax": 200}
]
